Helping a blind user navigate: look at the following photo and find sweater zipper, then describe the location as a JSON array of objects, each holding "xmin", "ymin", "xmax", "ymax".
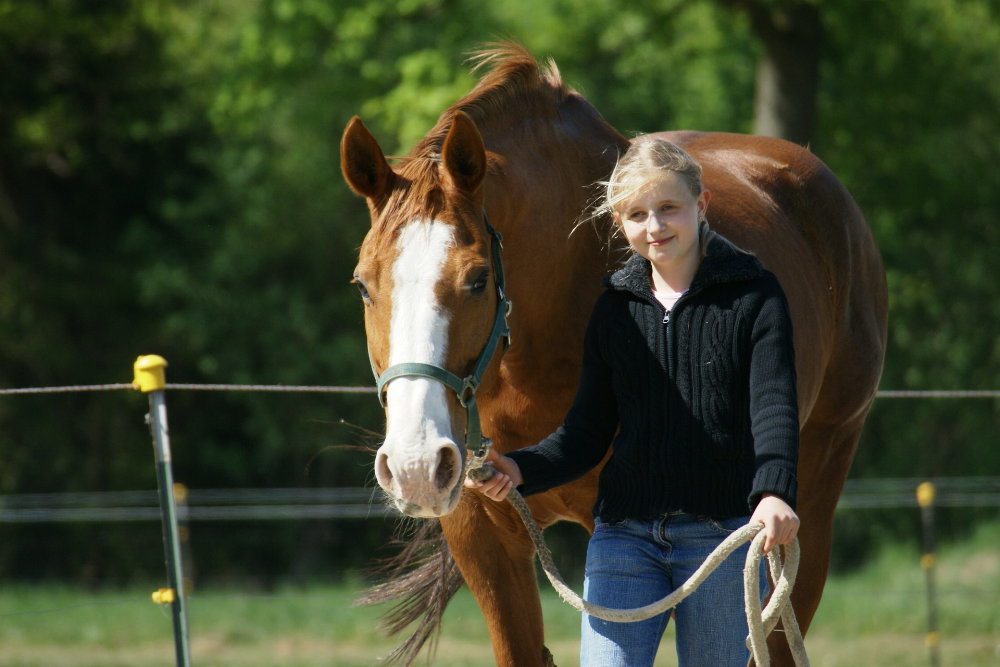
[
  {"xmin": 662, "ymin": 287, "xmax": 690, "ymax": 370},
  {"xmin": 663, "ymin": 307, "xmax": 672, "ymax": 370}
]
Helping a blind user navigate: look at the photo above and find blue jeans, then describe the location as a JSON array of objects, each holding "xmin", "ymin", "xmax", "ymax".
[{"xmin": 580, "ymin": 513, "xmax": 765, "ymax": 667}]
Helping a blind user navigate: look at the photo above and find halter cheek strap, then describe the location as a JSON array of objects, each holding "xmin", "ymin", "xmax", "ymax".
[{"xmin": 367, "ymin": 212, "xmax": 511, "ymax": 458}]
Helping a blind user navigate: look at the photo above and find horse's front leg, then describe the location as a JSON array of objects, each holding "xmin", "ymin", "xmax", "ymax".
[{"xmin": 440, "ymin": 491, "xmax": 555, "ymax": 667}]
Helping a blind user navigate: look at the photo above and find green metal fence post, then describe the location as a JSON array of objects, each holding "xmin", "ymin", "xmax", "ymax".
[
  {"xmin": 134, "ymin": 355, "xmax": 192, "ymax": 667},
  {"xmin": 916, "ymin": 481, "xmax": 941, "ymax": 667}
]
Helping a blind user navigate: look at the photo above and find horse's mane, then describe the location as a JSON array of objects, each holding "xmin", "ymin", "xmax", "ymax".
[
  {"xmin": 378, "ymin": 43, "xmax": 573, "ymax": 231},
  {"xmin": 406, "ymin": 42, "xmax": 570, "ymax": 160},
  {"xmin": 453, "ymin": 42, "xmax": 569, "ymax": 127}
]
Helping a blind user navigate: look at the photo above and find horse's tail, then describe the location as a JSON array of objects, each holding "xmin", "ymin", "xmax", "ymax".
[{"xmin": 355, "ymin": 518, "xmax": 463, "ymax": 665}]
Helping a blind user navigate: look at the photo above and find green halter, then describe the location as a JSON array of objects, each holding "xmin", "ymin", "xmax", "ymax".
[{"xmin": 369, "ymin": 212, "xmax": 511, "ymax": 460}]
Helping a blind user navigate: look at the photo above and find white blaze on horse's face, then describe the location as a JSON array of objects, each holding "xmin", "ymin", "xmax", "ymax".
[{"xmin": 373, "ymin": 219, "xmax": 465, "ymax": 517}]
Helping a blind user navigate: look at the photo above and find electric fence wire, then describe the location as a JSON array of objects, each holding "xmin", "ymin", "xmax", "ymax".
[{"xmin": 0, "ymin": 384, "xmax": 994, "ymax": 397}]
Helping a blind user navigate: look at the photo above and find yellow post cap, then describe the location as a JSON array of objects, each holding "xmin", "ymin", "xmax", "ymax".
[
  {"xmin": 133, "ymin": 355, "xmax": 168, "ymax": 392},
  {"xmin": 172, "ymin": 482, "xmax": 188, "ymax": 503},
  {"xmin": 151, "ymin": 588, "xmax": 176, "ymax": 604},
  {"xmin": 916, "ymin": 481, "xmax": 936, "ymax": 507}
]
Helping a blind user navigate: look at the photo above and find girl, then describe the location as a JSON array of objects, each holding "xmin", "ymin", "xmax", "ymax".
[{"xmin": 467, "ymin": 137, "xmax": 801, "ymax": 666}]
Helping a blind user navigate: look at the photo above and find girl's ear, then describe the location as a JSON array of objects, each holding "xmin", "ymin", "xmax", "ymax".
[{"xmin": 698, "ymin": 188, "xmax": 711, "ymax": 215}]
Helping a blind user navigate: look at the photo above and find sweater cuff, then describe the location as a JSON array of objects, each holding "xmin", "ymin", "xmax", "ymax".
[
  {"xmin": 506, "ymin": 449, "xmax": 555, "ymax": 497},
  {"xmin": 749, "ymin": 465, "xmax": 798, "ymax": 511}
]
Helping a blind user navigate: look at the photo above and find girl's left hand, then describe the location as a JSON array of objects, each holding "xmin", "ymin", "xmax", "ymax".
[{"xmin": 750, "ymin": 495, "xmax": 800, "ymax": 554}]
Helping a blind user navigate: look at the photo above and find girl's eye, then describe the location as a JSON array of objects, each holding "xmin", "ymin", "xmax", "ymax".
[
  {"xmin": 352, "ymin": 276, "xmax": 372, "ymax": 304},
  {"xmin": 628, "ymin": 210, "xmax": 646, "ymax": 221}
]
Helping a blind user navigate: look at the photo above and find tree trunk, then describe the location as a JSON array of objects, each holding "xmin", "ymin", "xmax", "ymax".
[{"xmin": 739, "ymin": 1, "xmax": 823, "ymax": 149}]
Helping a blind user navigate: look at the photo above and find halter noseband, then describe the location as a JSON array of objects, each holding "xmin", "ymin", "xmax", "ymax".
[{"xmin": 368, "ymin": 212, "xmax": 512, "ymax": 460}]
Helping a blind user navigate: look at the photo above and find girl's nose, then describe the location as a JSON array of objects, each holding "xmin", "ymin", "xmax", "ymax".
[{"xmin": 647, "ymin": 213, "xmax": 667, "ymax": 229}]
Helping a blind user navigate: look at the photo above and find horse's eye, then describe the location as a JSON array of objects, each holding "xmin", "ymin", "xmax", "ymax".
[
  {"xmin": 470, "ymin": 271, "xmax": 489, "ymax": 294},
  {"xmin": 352, "ymin": 276, "xmax": 372, "ymax": 304}
]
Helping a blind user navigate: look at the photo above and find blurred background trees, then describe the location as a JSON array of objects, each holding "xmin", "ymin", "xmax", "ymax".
[{"xmin": 0, "ymin": 0, "xmax": 997, "ymax": 584}]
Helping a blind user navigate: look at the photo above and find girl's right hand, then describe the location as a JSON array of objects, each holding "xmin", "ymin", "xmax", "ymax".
[
  {"xmin": 464, "ymin": 449, "xmax": 523, "ymax": 502},
  {"xmin": 750, "ymin": 494, "xmax": 800, "ymax": 554}
]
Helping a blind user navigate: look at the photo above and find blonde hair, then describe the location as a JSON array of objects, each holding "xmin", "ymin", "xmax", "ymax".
[{"xmin": 597, "ymin": 137, "xmax": 715, "ymax": 254}]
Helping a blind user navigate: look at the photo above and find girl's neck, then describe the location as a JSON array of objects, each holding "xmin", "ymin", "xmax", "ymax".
[{"xmin": 649, "ymin": 255, "xmax": 700, "ymax": 295}]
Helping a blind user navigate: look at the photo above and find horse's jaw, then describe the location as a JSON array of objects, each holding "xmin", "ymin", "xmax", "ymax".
[{"xmin": 386, "ymin": 479, "xmax": 464, "ymax": 518}]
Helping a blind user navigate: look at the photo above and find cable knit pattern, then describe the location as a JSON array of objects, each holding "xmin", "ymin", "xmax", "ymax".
[{"xmin": 508, "ymin": 236, "xmax": 799, "ymax": 521}]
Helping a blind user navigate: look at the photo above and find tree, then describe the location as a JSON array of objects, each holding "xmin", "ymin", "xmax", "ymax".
[{"xmin": 731, "ymin": 0, "xmax": 822, "ymax": 146}]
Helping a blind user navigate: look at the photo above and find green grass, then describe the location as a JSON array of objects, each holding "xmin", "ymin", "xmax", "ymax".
[{"xmin": 0, "ymin": 522, "xmax": 997, "ymax": 666}]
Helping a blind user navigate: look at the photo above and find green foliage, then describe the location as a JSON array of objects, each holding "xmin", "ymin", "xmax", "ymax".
[
  {"xmin": 495, "ymin": 0, "xmax": 758, "ymax": 135},
  {"xmin": 0, "ymin": 0, "xmax": 219, "ymax": 533},
  {"xmin": 819, "ymin": 0, "xmax": 1000, "ymax": 479}
]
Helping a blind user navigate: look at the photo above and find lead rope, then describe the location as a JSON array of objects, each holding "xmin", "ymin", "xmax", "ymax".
[{"xmin": 467, "ymin": 448, "xmax": 810, "ymax": 666}]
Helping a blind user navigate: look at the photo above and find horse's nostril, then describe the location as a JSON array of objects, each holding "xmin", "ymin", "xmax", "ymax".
[
  {"xmin": 374, "ymin": 451, "xmax": 394, "ymax": 491},
  {"xmin": 434, "ymin": 445, "xmax": 460, "ymax": 492}
]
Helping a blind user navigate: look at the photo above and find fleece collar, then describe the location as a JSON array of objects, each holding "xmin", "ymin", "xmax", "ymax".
[{"xmin": 605, "ymin": 235, "xmax": 765, "ymax": 299}]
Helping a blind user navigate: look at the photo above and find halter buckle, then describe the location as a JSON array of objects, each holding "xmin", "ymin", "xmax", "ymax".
[{"xmin": 459, "ymin": 375, "xmax": 479, "ymax": 407}]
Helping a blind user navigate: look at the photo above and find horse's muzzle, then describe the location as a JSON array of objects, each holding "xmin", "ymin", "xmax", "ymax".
[{"xmin": 374, "ymin": 439, "xmax": 465, "ymax": 517}]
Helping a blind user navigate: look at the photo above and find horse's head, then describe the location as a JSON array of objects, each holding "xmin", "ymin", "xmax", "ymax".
[{"xmin": 341, "ymin": 111, "xmax": 509, "ymax": 518}]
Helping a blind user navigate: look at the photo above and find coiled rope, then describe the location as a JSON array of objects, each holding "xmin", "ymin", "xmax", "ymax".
[{"xmin": 467, "ymin": 456, "xmax": 810, "ymax": 666}]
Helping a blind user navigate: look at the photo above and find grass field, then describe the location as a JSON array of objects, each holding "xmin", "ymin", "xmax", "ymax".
[{"xmin": 0, "ymin": 521, "xmax": 997, "ymax": 666}]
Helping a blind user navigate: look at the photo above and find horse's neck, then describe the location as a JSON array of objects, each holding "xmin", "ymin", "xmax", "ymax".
[{"xmin": 483, "ymin": 143, "xmax": 621, "ymax": 402}]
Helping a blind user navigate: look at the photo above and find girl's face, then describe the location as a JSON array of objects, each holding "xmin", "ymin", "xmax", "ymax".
[{"xmin": 615, "ymin": 173, "xmax": 710, "ymax": 277}]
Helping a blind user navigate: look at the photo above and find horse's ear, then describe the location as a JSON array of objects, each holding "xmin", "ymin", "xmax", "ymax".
[
  {"xmin": 341, "ymin": 116, "xmax": 394, "ymax": 205},
  {"xmin": 441, "ymin": 111, "xmax": 486, "ymax": 195}
]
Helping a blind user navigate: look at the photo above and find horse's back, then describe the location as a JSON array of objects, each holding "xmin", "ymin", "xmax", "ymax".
[{"xmin": 646, "ymin": 131, "xmax": 887, "ymax": 427}]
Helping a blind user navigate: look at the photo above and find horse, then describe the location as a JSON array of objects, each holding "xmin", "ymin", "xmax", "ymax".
[{"xmin": 340, "ymin": 43, "xmax": 887, "ymax": 666}]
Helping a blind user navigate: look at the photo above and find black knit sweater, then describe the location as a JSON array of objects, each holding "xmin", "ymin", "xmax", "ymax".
[{"xmin": 508, "ymin": 236, "xmax": 800, "ymax": 521}]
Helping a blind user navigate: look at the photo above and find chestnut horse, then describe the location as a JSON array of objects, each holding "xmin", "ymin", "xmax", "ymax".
[{"xmin": 341, "ymin": 44, "xmax": 887, "ymax": 666}]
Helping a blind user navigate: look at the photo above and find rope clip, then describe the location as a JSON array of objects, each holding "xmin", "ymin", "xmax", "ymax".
[
  {"xmin": 471, "ymin": 437, "xmax": 492, "ymax": 464},
  {"xmin": 466, "ymin": 438, "xmax": 495, "ymax": 482}
]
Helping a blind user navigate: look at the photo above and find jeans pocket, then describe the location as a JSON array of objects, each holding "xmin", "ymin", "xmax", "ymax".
[
  {"xmin": 703, "ymin": 515, "xmax": 748, "ymax": 536},
  {"xmin": 594, "ymin": 517, "xmax": 629, "ymax": 532}
]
